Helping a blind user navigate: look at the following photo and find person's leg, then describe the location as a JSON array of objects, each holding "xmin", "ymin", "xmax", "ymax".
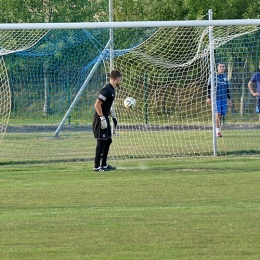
[
  {"xmin": 216, "ymin": 113, "xmax": 222, "ymax": 129},
  {"xmin": 94, "ymin": 139, "xmax": 107, "ymax": 169},
  {"xmin": 215, "ymin": 101, "xmax": 222, "ymax": 135},
  {"xmin": 101, "ymin": 138, "xmax": 112, "ymax": 167},
  {"xmin": 215, "ymin": 113, "xmax": 222, "ymax": 137},
  {"xmin": 216, "ymin": 101, "xmax": 228, "ymax": 137}
]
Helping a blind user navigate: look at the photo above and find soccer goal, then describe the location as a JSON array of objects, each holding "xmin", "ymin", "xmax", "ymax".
[{"xmin": 0, "ymin": 16, "xmax": 260, "ymax": 164}]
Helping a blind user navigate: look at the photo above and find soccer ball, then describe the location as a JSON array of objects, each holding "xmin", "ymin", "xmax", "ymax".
[{"xmin": 124, "ymin": 97, "xmax": 136, "ymax": 109}]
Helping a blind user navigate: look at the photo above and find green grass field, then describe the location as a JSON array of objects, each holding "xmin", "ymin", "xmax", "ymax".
[
  {"xmin": 1, "ymin": 127, "xmax": 260, "ymax": 164},
  {"xmin": 1, "ymin": 157, "xmax": 260, "ymax": 259}
]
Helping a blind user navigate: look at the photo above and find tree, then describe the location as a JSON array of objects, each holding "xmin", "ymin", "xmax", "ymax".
[
  {"xmin": 0, "ymin": 0, "xmax": 108, "ymax": 23},
  {"xmin": 113, "ymin": 0, "xmax": 260, "ymax": 21},
  {"xmin": 1, "ymin": 0, "xmax": 259, "ymax": 23},
  {"xmin": 182, "ymin": 0, "xmax": 259, "ymax": 20}
]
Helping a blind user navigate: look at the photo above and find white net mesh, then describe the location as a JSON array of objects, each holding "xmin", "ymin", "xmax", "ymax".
[
  {"xmin": 0, "ymin": 30, "xmax": 49, "ymax": 55},
  {"xmin": 0, "ymin": 29, "xmax": 49, "ymax": 148},
  {"xmin": 0, "ymin": 56, "xmax": 11, "ymax": 143},
  {"xmin": 0, "ymin": 23, "xmax": 260, "ymax": 163},
  {"xmin": 109, "ymin": 25, "xmax": 260, "ymax": 159}
]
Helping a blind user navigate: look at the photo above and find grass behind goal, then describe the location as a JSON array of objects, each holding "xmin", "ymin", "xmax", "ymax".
[
  {"xmin": 1, "ymin": 158, "xmax": 260, "ymax": 259},
  {"xmin": 1, "ymin": 126, "xmax": 260, "ymax": 164}
]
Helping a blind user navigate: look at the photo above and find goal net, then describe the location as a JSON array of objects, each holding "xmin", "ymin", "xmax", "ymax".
[{"xmin": 0, "ymin": 22, "xmax": 260, "ymax": 163}]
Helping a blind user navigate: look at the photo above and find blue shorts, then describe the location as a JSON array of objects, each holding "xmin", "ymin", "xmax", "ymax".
[
  {"xmin": 215, "ymin": 100, "xmax": 227, "ymax": 116},
  {"xmin": 256, "ymin": 99, "xmax": 260, "ymax": 113}
]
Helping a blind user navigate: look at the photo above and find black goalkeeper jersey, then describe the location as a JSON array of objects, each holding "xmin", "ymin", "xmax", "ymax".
[{"xmin": 95, "ymin": 83, "xmax": 115, "ymax": 116}]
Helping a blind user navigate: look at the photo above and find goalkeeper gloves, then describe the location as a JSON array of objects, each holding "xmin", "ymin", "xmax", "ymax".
[
  {"xmin": 100, "ymin": 116, "xmax": 107, "ymax": 129},
  {"xmin": 112, "ymin": 116, "xmax": 118, "ymax": 128}
]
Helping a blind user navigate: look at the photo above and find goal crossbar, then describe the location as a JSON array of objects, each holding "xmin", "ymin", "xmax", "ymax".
[{"xmin": 0, "ymin": 19, "xmax": 260, "ymax": 30}]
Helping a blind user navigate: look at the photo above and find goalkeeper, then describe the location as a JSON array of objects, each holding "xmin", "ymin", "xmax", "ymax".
[
  {"xmin": 207, "ymin": 62, "xmax": 232, "ymax": 137},
  {"xmin": 92, "ymin": 69, "xmax": 122, "ymax": 172}
]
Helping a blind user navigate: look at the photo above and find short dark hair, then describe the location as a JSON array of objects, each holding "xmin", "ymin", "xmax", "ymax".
[
  {"xmin": 109, "ymin": 69, "xmax": 122, "ymax": 80},
  {"xmin": 217, "ymin": 62, "xmax": 225, "ymax": 68}
]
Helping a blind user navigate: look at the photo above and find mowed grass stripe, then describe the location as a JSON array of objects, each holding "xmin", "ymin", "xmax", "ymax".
[{"xmin": 1, "ymin": 158, "xmax": 260, "ymax": 259}]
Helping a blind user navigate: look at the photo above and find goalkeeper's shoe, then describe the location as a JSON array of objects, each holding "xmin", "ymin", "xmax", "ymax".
[
  {"xmin": 93, "ymin": 166, "xmax": 110, "ymax": 172},
  {"xmin": 102, "ymin": 164, "xmax": 116, "ymax": 170},
  {"xmin": 216, "ymin": 132, "xmax": 222, "ymax": 137}
]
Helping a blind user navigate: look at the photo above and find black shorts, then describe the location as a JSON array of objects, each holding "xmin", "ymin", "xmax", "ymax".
[{"xmin": 92, "ymin": 115, "xmax": 111, "ymax": 140}]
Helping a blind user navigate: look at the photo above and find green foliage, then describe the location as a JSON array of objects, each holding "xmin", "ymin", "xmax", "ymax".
[
  {"xmin": 0, "ymin": 0, "xmax": 259, "ymax": 24},
  {"xmin": 0, "ymin": 0, "xmax": 109, "ymax": 23},
  {"xmin": 113, "ymin": 0, "xmax": 260, "ymax": 21},
  {"xmin": 114, "ymin": 0, "xmax": 187, "ymax": 21},
  {"xmin": 243, "ymin": 1, "xmax": 260, "ymax": 19}
]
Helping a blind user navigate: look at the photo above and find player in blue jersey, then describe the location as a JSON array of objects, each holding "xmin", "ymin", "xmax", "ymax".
[
  {"xmin": 248, "ymin": 62, "xmax": 260, "ymax": 123},
  {"xmin": 92, "ymin": 70, "xmax": 122, "ymax": 171},
  {"xmin": 207, "ymin": 63, "xmax": 232, "ymax": 137}
]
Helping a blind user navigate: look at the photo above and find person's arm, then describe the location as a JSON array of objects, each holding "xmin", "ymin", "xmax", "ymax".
[
  {"xmin": 94, "ymin": 99, "xmax": 103, "ymax": 116},
  {"xmin": 227, "ymin": 85, "xmax": 232, "ymax": 107},
  {"xmin": 248, "ymin": 80, "xmax": 259, "ymax": 97},
  {"xmin": 110, "ymin": 102, "xmax": 116, "ymax": 117},
  {"xmin": 225, "ymin": 81, "xmax": 232, "ymax": 107},
  {"xmin": 95, "ymin": 99, "xmax": 107, "ymax": 129},
  {"xmin": 110, "ymin": 102, "xmax": 118, "ymax": 128},
  {"xmin": 226, "ymin": 84, "xmax": 231, "ymax": 100}
]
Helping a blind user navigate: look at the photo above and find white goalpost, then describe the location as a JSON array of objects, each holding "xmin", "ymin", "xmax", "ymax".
[
  {"xmin": 0, "ymin": 19, "xmax": 260, "ymax": 30},
  {"xmin": 208, "ymin": 9, "xmax": 217, "ymax": 156},
  {"xmin": 0, "ymin": 15, "xmax": 260, "ymax": 163}
]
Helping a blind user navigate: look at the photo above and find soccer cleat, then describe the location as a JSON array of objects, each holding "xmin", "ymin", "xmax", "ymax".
[
  {"xmin": 93, "ymin": 166, "xmax": 110, "ymax": 172},
  {"xmin": 102, "ymin": 164, "xmax": 116, "ymax": 170},
  {"xmin": 216, "ymin": 132, "xmax": 222, "ymax": 137}
]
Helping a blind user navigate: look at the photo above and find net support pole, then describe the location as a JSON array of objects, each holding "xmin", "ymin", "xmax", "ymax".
[
  {"xmin": 54, "ymin": 40, "xmax": 111, "ymax": 137},
  {"xmin": 208, "ymin": 9, "xmax": 217, "ymax": 156}
]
